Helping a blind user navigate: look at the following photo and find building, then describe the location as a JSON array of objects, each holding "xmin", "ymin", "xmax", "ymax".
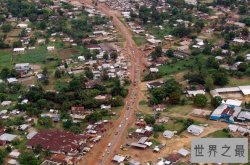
[
  {"xmin": 163, "ymin": 130, "xmax": 175, "ymax": 139},
  {"xmin": 0, "ymin": 133, "xmax": 17, "ymax": 142},
  {"xmin": 16, "ymin": 23, "xmax": 28, "ymax": 29},
  {"xmin": 15, "ymin": 63, "xmax": 30, "ymax": 73},
  {"xmin": 187, "ymin": 125, "xmax": 204, "ymax": 136},
  {"xmin": 7, "ymin": 78, "xmax": 18, "ymax": 84},
  {"xmin": 27, "ymin": 130, "xmax": 86, "ymax": 155},
  {"xmin": 146, "ymin": 81, "xmax": 164, "ymax": 89},
  {"xmin": 210, "ymin": 100, "xmax": 242, "ymax": 123},
  {"xmin": 210, "ymin": 85, "xmax": 250, "ymax": 97},
  {"xmin": 13, "ymin": 48, "xmax": 25, "ymax": 54},
  {"xmin": 187, "ymin": 90, "xmax": 205, "ymax": 97}
]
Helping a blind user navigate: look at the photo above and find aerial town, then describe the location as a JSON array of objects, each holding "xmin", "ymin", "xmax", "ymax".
[{"xmin": 0, "ymin": 0, "xmax": 250, "ymax": 164}]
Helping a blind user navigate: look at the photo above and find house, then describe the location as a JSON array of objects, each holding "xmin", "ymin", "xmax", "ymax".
[
  {"xmin": 13, "ymin": 48, "xmax": 25, "ymax": 54},
  {"xmin": 71, "ymin": 106, "xmax": 85, "ymax": 115},
  {"xmin": 237, "ymin": 111, "xmax": 250, "ymax": 122},
  {"xmin": 18, "ymin": 124, "xmax": 29, "ymax": 131},
  {"xmin": 153, "ymin": 104, "xmax": 166, "ymax": 112},
  {"xmin": 163, "ymin": 130, "xmax": 175, "ymax": 139},
  {"xmin": 0, "ymin": 133, "xmax": 17, "ymax": 142},
  {"xmin": 27, "ymin": 131, "xmax": 38, "ymax": 140},
  {"xmin": 129, "ymin": 159, "xmax": 140, "ymax": 165},
  {"xmin": 187, "ymin": 90, "xmax": 205, "ymax": 97},
  {"xmin": 210, "ymin": 85, "xmax": 250, "ymax": 97},
  {"xmin": 15, "ymin": 63, "xmax": 30, "ymax": 73},
  {"xmin": 225, "ymin": 99, "xmax": 242, "ymax": 107},
  {"xmin": 166, "ymin": 154, "xmax": 181, "ymax": 164},
  {"xmin": 146, "ymin": 81, "xmax": 164, "ymax": 89},
  {"xmin": 101, "ymin": 104, "xmax": 111, "ymax": 110},
  {"xmin": 47, "ymin": 46, "xmax": 55, "ymax": 51},
  {"xmin": 78, "ymin": 56, "xmax": 85, "ymax": 61},
  {"xmin": 85, "ymin": 45, "xmax": 102, "ymax": 52},
  {"xmin": 228, "ymin": 124, "xmax": 239, "ymax": 132},
  {"xmin": 27, "ymin": 130, "xmax": 86, "ymax": 155},
  {"xmin": 245, "ymin": 54, "xmax": 250, "ymax": 63},
  {"xmin": 233, "ymin": 38, "xmax": 246, "ymax": 45},
  {"xmin": 210, "ymin": 102, "xmax": 241, "ymax": 123},
  {"xmin": 187, "ymin": 125, "xmax": 204, "ymax": 136},
  {"xmin": 7, "ymin": 159, "xmax": 19, "ymax": 165},
  {"xmin": 178, "ymin": 148, "xmax": 190, "ymax": 157},
  {"xmin": 9, "ymin": 150, "xmax": 20, "ymax": 159},
  {"xmin": 16, "ymin": 23, "xmax": 28, "ymax": 29},
  {"xmin": 173, "ymin": 50, "xmax": 189, "ymax": 59},
  {"xmin": 7, "ymin": 78, "xmax": 18, "ymax": 84},
  {"xmin": 149, "ymin": 67, "xmax": 159, "ymax": 73},
  {"xmin": 1, "ymin": 100, "xmax": 12, "ymax": 106},
  {"xmin": 113, "ymin": 155, "xmax": 125, "ymax": 163}
]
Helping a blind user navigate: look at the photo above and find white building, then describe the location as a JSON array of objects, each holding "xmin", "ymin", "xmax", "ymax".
[{"xmin": 187, "ymin": 125, "xmax": 204, "ymax": 136}]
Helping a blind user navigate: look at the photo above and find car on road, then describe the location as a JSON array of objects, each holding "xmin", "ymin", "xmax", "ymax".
[{"xmin": 108, "ymin": 143, "xmax": 111, "ymax": 147}]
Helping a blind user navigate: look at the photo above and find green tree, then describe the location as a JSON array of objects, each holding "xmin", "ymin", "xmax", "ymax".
[
  {"xmin": 144, "ymin": 115, "xmax": 155, "ymax": 125},
  {"xmin": 85, "ymin": 69, "xmax": 94, "ymax": 79},
  {"xmin": 1, "ymin": 24, "xmax": 12, "ymax": 33},
  {"xmin": 18, "ymin": 152, "xmax": 38, "ymax": 165},
  {"xmin": 205, "ymin": 76, "xmax": 214, "ymax": 91},
  {"xmin": 54, "ymin": 69, "xmax": 62, "ymax": 78},
  {"xmin": 69, "ymin": 125, "xmax": 82, "ymax": 134},
  {"xmin": 0, "ymin": 149, "xmax": 7, "ymax": 164},
  {"xmin": 211, "ymin": 96, "xmax": 222, "ymax": 108},
  {"xmin": 110, "ymin": 51, "xmax": 118, "ymax": 60},
  {"xmin": 38, "ymin": 117, "xmax": 52, "ymax": 128},
  {"xmin": 12, "ymin": 41, "xmax": 22, "ymax": 48},
  {"xmin": 238, "ymin": 5, "xmax": 247, "ymax": 14},
  {"xmin": 103, "ymin": 52, "xmax": 109, "ymax": 60},
  {"xmin": 213, "ymin": 72, "xmax": 229, "ymax": 86},
  {"xmin": 194, "ymin": 94, "xmax": 207, "ymax": 107},
  {"xmin": 165, "ymin": 49, "xmax": 174, "ymax": 57},
  {"xmin": 153, "ymin": 124, "xmax": 165, "ymax": 132},
  {"xmin": 238, "ymin": 62, "xmax": 248, "ymax": 72}
]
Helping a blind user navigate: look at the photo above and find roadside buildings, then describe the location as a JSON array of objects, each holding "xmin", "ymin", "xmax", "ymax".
[{"xmin": 27, "ymin": 130, "xmax": 86, "ymax": 155}]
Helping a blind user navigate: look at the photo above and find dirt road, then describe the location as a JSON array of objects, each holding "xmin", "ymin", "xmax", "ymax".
[{"xmin": 79, "ymin": 0, "xmax": 144, "ymax": 165}]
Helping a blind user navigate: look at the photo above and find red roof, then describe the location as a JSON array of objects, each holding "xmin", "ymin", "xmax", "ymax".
[{"xmin": 26, "ymin": 130, "xmax": 85, "ymax": 155}]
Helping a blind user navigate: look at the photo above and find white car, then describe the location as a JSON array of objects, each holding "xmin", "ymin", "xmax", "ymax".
[{"xmin": 108, "ymin": 143, "xmax": 111, "ymax": 147}]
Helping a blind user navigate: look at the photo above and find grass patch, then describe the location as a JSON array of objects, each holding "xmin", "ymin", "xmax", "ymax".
[
  {"xmin": 14, "ymin": 46, "xmax": 54, "ymax": 64},
  {"xmin": 159, "ymin": 55, "xmax": 205, "ymax": 76},
  {"xmin": 139, "ymin": 100, "xmax": 147, "ymax": 105},
  {"xmin": 0, "ymin": 49, "xmax": 12, "ymax": 68},
  {"xmin": 166, "ymin": 104, "xmax": 194, "ymax": 116},
  {"xmin": 128, "ymin": 127, "xmax": 136, "ymax": 133},
  {"xmin": 54, "ymin": 80, "xmax": 68, "ymax": 92},
  {"xmin": 228, "ymin": 77, "xmax": 250, "ymax": 86},
  {"xmin": 164, "ymin": 120, "xmax": 185, "ymax": 132},
  {"xmin": 206, "ymin": 130, "xmax": 231, "ymax": 138},
  {"xmin": 133, "ymin": 34, "xmax": 147, "ymax": 46},
  {"xmin": 144, "ymin": 24, "xmax": 173, "ymax": 39}
]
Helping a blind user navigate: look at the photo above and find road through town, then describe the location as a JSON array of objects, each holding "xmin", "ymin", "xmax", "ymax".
[{"xmin": 80, "ymin": 0, "xmax": 144, "ymax": 164}]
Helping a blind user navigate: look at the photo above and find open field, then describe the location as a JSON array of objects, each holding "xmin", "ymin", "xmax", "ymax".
[
  {"xmin": 165, "ymin": 104, "xmax": 194, "ymax": 116},
  {"xmin": 133, "ymin": 34, "xmax": 147, "ymax": 46},
  {"xmin": 144, "ymin": 24, "xmax": 173, "ymax": 39},
  {"xmin": 0, "ymin": 50, "xmax": 12, "ymax": 68},
  {"xmin": 159, "ymin": 55, "xmax": 205, "ymax": 76},
  {"xmin": 206, "ymin": 130, "xmax": 231, "ymax": 138},
  {"xmin": 228, "ymin": 77, "xmax": 250, "ymax": 86}
]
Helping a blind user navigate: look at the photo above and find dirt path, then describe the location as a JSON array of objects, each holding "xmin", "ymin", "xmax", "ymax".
[{"xmin": 79, "ymin": 1, "xmax": 145, "ymax": 165}]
